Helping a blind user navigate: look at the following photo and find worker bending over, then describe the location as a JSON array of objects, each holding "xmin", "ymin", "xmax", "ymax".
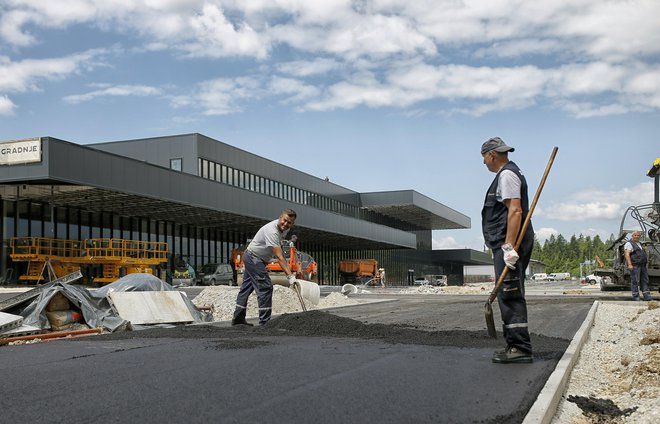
[{"xmin": 232, "ymin": 209, "xmax": 298, "ymax": 326}]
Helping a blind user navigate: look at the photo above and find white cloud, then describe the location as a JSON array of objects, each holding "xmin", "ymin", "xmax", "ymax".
[
  {"xmin": 63, "ymin": 84, "xmax": 162, "ymax": 104},
  {"xmin": 577, "ymin": 228, "xmax": 613, "ymax": 241},
  {"xmin": 0, "ymin": 50, "xmax": 104, "ymax": 113},
  {"xmin": 184, "ymin": 3, "xmax": 269, "ymax": 58},
  {"xmin": 276, "ymin": 58, "xmax": 340, "ymax": 77},
  {"xmin": 0, "ymin": 9, "xmax": 38, "ymax": 46},
  {"xmin": 0, "ymin": 51, "xmax": 101, "ymax": 92},
  {"xmin": 433, "ymin": 236, "xmax": 457, "ymax": 249},
  {"xmin": 534, "ymin": 227, "xmax": 559, "ymax": 244},
  {"xmin": 432, "ymin": 234, "xmax": 485, "ymax": 250},
  {"xmin": 1, "ymin": 1, "xmax": 660, "ymax": 118},
  {"xmin": 0, "ymin": 94, "xmax": 17, "ymax": 115},
  {"xmin": 432, "ymin": 236, "xmax": 462, "ymax": 249},
  {"xmin": 268, "ymin": 77, "xmax": 319, "ymax": 104},
  {"xmin": 194, "ymin": 76, "xmax": 261, "ymax": 115},
  {"xmin": 537, "ymin": 182, "xmax": 654, "ymax": 221}
]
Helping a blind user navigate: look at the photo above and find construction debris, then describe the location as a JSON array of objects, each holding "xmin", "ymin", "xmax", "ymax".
[
  {"xmin": 0, "ymin": 311, "xmax": 23, "ymax": 333},
  {"xmin": 192, "ymin": 285, "xmax": 358, "ymax": 322},
  {"xmin": 3, "ymin": 273, "xmax": 210, "ymax": 336},
  {"xmin": 396, "ymin": 283, "xmax": 490, "ymax": 295},
  {"xmin": 0, "ymin": 270, "xmax": 82, "ymax": 313},
  {"xmin": 107, "ymin": 291, "xmax": 195, "ymax": 325}
]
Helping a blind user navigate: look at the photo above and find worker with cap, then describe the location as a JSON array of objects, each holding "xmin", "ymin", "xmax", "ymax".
[
  {"xmin": 480, "ymin": 137, "xmax": 534, "ymax": 363},
  {"xmin": 232, "ymin": 208, "xmax": 298, "ymax": 326},
  {"xmin": 379, "ymin": 268, "xmax": 386, "ymax": 286}
]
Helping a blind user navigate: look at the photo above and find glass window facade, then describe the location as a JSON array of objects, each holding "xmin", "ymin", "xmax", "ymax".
[{"xmin": 195, "ymin": 157, "xmax": 384, "ymax": 222}]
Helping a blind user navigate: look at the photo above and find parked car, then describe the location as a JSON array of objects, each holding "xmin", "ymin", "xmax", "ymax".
[
  {"xmin": 413, "ymin": 277, "xmax": 430, "ymax": 286},
  {"xmin": 581, "ymin": 274, "xmax": 602, "ymax": 285},
  {"xmin": 532, "ymin": 273, "xmax": 548, "ymax": 281},
  {"xmin": 197, "ymin": 263, "xmax": 234, "ymax": 286},
  {"xmin": 429, "ymin": 275, "xmax": 448, "ymax": 286}
]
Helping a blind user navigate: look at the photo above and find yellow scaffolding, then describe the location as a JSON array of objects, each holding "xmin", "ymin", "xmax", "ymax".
[{"xmin": 10, "ymin": 237, "xmax": 168, "ymax": 285}]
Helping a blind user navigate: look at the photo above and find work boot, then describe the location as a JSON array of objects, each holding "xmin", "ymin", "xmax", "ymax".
[
  {"xmin": 231, "ymin": 318, "xmax": 254, "ymax": 326},
  {"xmin": 492, "ymin": 346, "xmax": 533, "ymax": 364},
  {"xmin": 493, "ymin": 345, "xmax": 511, "ymax": 356},
  {"xmin": 632, "ymin": 295, "xmax": 640, "ymax": 301},
  {"xmin": 643, "ymin": 294, "xmax": 652, "ymax": 301}
]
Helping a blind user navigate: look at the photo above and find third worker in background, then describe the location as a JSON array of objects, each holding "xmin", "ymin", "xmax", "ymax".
[
  {"xmin": 481, "ymin": 137, "xmax": 534, "ymax": 364},
  {"xmin": 624, "ymin": 230, "xmax": 652, "ymax": 301}
]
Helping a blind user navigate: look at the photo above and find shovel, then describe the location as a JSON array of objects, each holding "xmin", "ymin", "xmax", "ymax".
[
  {"xmin": 292, "ymin": 281, "xmax": 307, "ymax": 312},
  {"xmin": 485, "ymin": 146, "xmax": 558, "ymax": 338}
]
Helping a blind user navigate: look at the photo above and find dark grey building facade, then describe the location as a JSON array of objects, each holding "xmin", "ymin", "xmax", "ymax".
[{"xmin": 0, "ymin": 134, "xmax": 491, "ymax": 285}]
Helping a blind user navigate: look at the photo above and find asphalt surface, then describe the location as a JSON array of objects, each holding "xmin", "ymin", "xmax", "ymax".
[{"xmin": 0, "ymin": 283, "xmax": 598, "ymax": 424}]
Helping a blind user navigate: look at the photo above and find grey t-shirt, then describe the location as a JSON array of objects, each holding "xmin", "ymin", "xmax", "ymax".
[
  {"xmin": 247, "ymin": 219, "xmax": 290, "ymax": 262},
  {"xmin": 497, "ymin": 169, "xmax": 522, "ymax": 201}
]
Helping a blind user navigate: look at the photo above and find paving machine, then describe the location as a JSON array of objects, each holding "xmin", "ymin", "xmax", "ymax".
[{"xmin": 594, "ymin": 158, "xmax": 660, "ymax": 291}]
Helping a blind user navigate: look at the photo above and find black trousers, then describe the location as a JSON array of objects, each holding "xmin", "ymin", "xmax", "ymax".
[
  {"xmin": 493, "ymin": 240, "xmax": 533, "ymax": 353},
  {"xmin": 234, "ymin": 250, "xmax": 273, "ymax": 324}
]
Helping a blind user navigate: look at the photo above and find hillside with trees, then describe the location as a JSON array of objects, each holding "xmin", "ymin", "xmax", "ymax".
[{"xmin": 531, "ymin": 233, "xmax": 616, "ymax": 277}]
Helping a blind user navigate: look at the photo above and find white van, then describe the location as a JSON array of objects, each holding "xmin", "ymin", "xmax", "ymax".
[
  {"xmin": 532, "ymin": 273, "xmax": 548, "ymax": 281},
  {"xmin": 548, "ymin": 272, "xmax": 570, "ymax": 281}
]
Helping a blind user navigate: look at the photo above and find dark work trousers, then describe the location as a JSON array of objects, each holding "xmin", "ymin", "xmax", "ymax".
[
  {"xmin": 233, "ymin": 250, "xmax": 273, "ymax": 324},
  {"xmin": 493, "ymin": 242, "xmax": 532, "ymax": 354},
  {"xmin": 630, "ymin": 263, "xmax": 650, "ymax": 298}
]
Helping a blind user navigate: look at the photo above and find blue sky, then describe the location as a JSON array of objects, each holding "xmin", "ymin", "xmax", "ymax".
[{"xmin": 1, "ymin": 1, "xmax": 659, "ymax": 251}]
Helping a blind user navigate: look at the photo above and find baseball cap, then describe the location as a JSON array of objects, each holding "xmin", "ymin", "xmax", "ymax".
[{"xmin": 481, "ymin": 137, "xmax": 515, "ymax": 154}]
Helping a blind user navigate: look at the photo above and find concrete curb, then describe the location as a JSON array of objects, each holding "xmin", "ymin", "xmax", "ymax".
[{"xmin": 522, "ymin": 300, "xmax": 600, "ymax": 424}]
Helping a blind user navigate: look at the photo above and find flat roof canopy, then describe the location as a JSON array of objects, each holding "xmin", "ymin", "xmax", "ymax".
[
  {"xmin": 360, "ymin": 191, "xmax": 470, "ymax": 231},
  {"xmin": 0, "ymin": 184, "xmax": 404, "ymax": 250}
]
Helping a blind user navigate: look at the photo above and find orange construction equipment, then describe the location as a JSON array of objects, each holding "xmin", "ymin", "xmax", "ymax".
[
  {"xmin": 233, "ymin": 240, "xmax": 317, "ymax": 285},
  {"xmin": 338, "ymin": 259, "xmax": 379, "ymax": 285}
]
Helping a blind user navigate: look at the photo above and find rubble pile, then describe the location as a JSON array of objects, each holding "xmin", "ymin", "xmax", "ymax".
[
  {"xmin": 192, "ymin": 285, "xmax": 358, "ymax": 322},
  {"xmin": 397, "ymin": 283, "xmax": 490, "ymax": 295},
  {"xmin": 553, "ymin": 301, "xmax": 660, "ymax": 423}
]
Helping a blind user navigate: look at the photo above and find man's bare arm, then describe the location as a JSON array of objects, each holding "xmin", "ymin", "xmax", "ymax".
[{"xmin": 503, "ymin": 198, "xmax": 523, "ymax": 246}]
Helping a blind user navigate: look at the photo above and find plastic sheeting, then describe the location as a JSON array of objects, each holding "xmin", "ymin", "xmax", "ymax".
[{"xmin": 19, "ymin": 273, "xmax": 211, "ymax": 332}]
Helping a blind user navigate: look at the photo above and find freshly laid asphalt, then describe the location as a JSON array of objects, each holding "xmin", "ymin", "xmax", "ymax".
[{"xmin": 0, "ymin": 288, "xmax": 596, "ymax": 424}]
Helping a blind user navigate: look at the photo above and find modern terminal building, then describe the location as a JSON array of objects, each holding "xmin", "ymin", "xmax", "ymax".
[{"xmin": 0, "ymin": 134, "xmax": 491, "ymax": 285}]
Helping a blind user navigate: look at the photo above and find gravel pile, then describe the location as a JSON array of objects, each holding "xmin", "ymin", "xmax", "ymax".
[
  {"xmin": 396, "ymin": 283, "xmax": 491, "ymax": 295},
  {"xmin": 191, "ymin": 285, "xmax": 358, "ymax": 322},
  {"xmin": 552, "ymin": 301, "xmax": 660, "ymax": 423}
]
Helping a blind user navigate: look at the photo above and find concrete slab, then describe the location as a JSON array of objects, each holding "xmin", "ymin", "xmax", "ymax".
[
  {"xmin": 0, "ymin": 311, "xmax": 23, "ymax": 333},
  {"xmin": 107, "ymin": 291, "xmax": 194, "ymax": 325},
  {"xmin": 1, "ymin": 323, "xmax": 42, "ymax": 337}
]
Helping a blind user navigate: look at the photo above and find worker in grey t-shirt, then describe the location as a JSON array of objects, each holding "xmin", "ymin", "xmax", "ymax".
[{"xmin": 232, "ymin": 209, "xmax": 298, "ymax": 326}]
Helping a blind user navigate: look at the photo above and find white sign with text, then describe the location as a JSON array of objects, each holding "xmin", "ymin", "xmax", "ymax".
[{"xmin": 0, "ymin": 138, "xmax": 42, "ymax": 165}]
